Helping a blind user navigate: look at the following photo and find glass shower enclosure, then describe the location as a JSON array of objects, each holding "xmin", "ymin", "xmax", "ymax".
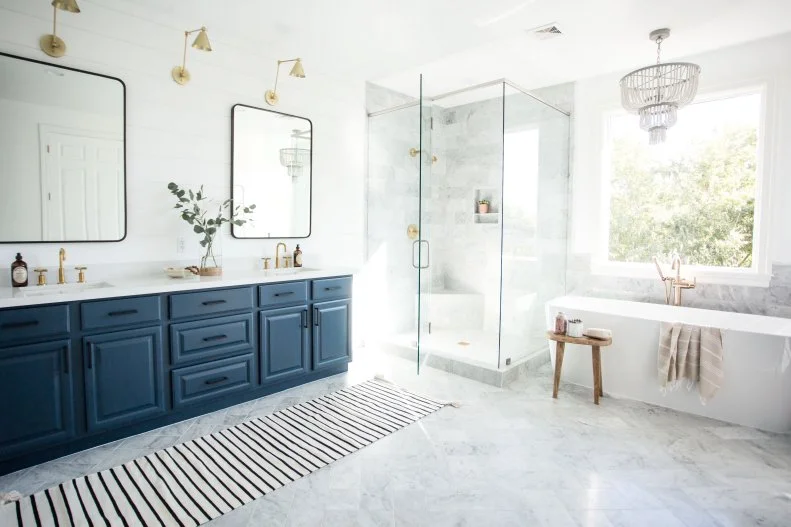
[{"xmin": 365, "ymin": 78, "xmax": 570, "ymax": 377}]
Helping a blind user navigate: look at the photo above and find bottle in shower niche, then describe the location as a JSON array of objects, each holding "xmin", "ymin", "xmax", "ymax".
[
  {"xmin": 553, "ymin": 311, "xmax": 567, "ymax": 335},
  {"xmin": 11, "ymin": 253, "xmax": 28, "ymax": 287},
  {"xmin": 293, "ymin": 244, "xmax": 303, "ymax": 268}
]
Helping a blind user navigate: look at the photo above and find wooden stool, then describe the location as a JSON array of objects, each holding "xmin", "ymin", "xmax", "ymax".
[{"xmin": 547, "ymin": 331, "xmax": 612, "ymax": 405}]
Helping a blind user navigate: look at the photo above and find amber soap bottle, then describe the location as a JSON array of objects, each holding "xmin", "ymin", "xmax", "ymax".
[
  {"xmin": 293, "ymin": 245, "xmax": 303, "ymax": 268},
  {"xmin": 11, "ymin": 253, "xmax": 28, "ymax": 287}
]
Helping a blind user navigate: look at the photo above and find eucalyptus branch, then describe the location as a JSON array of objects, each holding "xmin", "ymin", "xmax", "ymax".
[{"xmin": 168, "ymin": 182, "xmax": 256, "ymax": 269}]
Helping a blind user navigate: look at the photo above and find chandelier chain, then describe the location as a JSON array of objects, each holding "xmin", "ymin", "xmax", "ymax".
[{"xmin": 656, "ymin": 37, "xmax": 663, "ymax": 64}]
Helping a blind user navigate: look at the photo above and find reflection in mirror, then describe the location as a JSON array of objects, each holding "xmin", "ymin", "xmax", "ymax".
[
  {"xmin": 0, "ymin": 52, "xmax": 126, "ymax": 243},
  {"xmin": 232, "ymin": 105, "xmax": 311, "ymax": 238}
]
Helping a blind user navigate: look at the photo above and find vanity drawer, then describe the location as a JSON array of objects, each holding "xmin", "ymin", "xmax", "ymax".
[
  {"xmin": 172, "ymin": 354, "xmax": 253, "ymax": 408},
  {"xmin": 170, "ymin": 313, "xmax": 254, "ymax": 365},
  {"xmin": 312, "ymin": 277, "xmax": 352, "ymax": 301},
  {"xmin": 170, "ymin": 287, "xmax": 254, "ymax": 320},
  {"xmin": 81, "ymin": 296, "xmax": 162, "ymax": 331},
  {"xmin": 0, "ymin": 305, "xmax": 70, "ymax": 345},
  {"xmin": 259, "ymin": 281, "xmax": 308, "ymax": 308}
]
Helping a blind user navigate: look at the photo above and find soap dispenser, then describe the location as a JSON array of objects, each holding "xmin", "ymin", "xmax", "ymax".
[
  {"xmin": 293, "ymin": 244, "xmax": 303, "ymax": 268},
  {"xmin": 11, "ymin": 253, "xmax": 28, "ymax": 287}
]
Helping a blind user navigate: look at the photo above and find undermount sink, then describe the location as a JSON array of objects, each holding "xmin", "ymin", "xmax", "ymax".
[
  {"xmin": 260, "ymin": 267, "xmax": 317, "ymax": 276},
  {"xmin": 16, "ymin": 281, "xmax": 114, "ymax": 297}
]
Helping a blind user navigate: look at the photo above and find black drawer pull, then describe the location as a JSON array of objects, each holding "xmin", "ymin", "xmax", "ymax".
[
  {"xmin": 314, "ymin": 308, "xmax": 320, "ymax": 326},
  {"xmin": 205, "ymin": 376, "xmax": 228, "ymax": 385},
  {"xmin": 324, "ymin": 286, "xmax": 342, "ymax": 291},
  {"xmin": 1, "ymin": 320, "xmax": 39, "ymax": 329},
  {"xmin": 202, "ymin": 334, "xmax": 228, "ymax": 343},
  {"xmin": 274, "ymin": 291, "xmax": 295, "ymax": 297},
  {"xmin": 108, "ymin": 309, "xmax": 138, "ymax": 317},
  {"xmin": 202, "ymin": 300, "xmax": 227, "ymax": 306}
]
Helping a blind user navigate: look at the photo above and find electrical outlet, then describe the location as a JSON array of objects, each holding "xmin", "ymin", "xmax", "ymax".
[{"xmin": 176, "ymin": 236, "xmax": 185, "ymax": 254}]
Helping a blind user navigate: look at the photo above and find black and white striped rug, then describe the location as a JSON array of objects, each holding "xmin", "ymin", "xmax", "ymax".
[{"xmin": 2, "ymin": 379, "xmax": 448, "ymax": 526}]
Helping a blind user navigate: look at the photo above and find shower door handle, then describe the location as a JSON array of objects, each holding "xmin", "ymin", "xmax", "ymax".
[{"xmin": 412, "ymin": 240, "xmax": 430, "ymax": 269}]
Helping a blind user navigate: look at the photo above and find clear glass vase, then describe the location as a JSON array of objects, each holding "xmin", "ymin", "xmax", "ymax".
[{"xmin": 197, "ymin": 230, "xmax": 222, "ymax": 276}]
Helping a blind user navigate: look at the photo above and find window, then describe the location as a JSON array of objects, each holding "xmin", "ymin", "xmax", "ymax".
[{"xmin": 602, "ymin": 90, "xmax": 765, "ymax": 276}]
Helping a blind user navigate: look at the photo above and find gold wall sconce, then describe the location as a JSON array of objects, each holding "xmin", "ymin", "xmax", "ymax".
[
  {"xmin": 40, "ymin": 0, "xmax": 80, "ymax": 58},
  {"xmin": 265, "ymin": 58, "xmax": 306, "ymax": 105},
  {"xmin": 171, "ymin": 27, "xmax": 212, "ymax": 85}
]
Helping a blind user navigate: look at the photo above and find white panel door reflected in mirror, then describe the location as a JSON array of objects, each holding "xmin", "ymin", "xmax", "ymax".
[
  {"xmin": 231, "ymin": 104, "xmax": 312, "ymax": 239},
  {"xmin": 0, "ymin": 52, "xmax": 125, "ymax": 243}
]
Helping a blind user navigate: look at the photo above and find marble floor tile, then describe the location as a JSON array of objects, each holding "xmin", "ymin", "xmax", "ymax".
[
  {"xmin": 605, "ymin": 509, "xmax": 687, "ymax": 527},
  {"xmin": 1, "ymin": 349, "xmax": 789, "ymax": 526}
]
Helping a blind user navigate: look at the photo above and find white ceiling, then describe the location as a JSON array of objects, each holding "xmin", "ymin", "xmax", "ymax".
[{"xmin": 101, "ymin": 0, "xmax": 791, "ymax": 98}]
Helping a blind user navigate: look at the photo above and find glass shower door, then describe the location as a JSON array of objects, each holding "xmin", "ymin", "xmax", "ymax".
[
  {"xmin": 364, "ymin": 75, "xmax": 431, "ymax": 375},
  {"xmin": 364, "ymin": 99, "xmax": 422, "ymax": 368}
]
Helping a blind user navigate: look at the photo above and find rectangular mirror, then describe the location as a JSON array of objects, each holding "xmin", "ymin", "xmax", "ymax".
[
  {"xmin": 0, "ymin": 52, "xmax": 126, "ymax": 243},
  {"xmin": 231, "ymin": 104, "xmax": 312, "ymax": 238}
]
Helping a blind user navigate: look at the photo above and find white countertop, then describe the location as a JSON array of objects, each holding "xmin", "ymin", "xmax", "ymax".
[
  {"xmin": 0, "ymin": 267, "xmax": 356, "ymax": 309},
  {"xmin": 548, "ymin": 295, "xmax": 791, "ymax": 339}
]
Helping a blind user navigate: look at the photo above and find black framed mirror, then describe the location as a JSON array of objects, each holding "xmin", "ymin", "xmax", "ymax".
[
  {"xmin": 0, "ymin": 52, "xmax": 126, "ymax": 243},
  {"xmin": 231, "ymin": 104, "xmax": 312, "ymax": 239}
]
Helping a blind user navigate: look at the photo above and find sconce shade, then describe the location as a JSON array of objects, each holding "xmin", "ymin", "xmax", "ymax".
[
  {"xmin": 52, "ymin": 0, "xmax": 80, "ymax": 13},
  {"xmin": 289, "ymin": 59, "xmax": 305, "ymax": 78},
  {"xmin": 192, "ymin": 27, "xmax": 212, "ymax": 52}
]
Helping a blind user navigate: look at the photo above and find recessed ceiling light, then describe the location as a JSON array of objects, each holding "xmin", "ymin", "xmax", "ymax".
[{"xmin": 526, "ymin": 22, "xmax": 564, "ymax": 40}]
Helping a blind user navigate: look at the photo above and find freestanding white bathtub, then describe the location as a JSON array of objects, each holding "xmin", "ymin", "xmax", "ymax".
[{"xmin": 545, "ymin": 296, "xmax": 791, "ymax": 433}]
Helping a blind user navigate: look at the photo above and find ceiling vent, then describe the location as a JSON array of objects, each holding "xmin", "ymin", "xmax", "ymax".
[{"xmin": 530, "ymin": 23, "xmax": 563, "ymax": 40}]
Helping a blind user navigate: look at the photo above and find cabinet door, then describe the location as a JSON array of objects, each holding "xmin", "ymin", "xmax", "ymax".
[
  {"xmin": 84, "ymin": 327, "xmax": 165, "ymax": 432},
  {"xmin": 313, "ymin": 300, "xmax": 351, "ymax": 371},
  {"xmin": 0, "ymin": 341, "xmax": 74, "ymax": 458},
  {"xmin": 260, "ymin": 306, "xmax": 310, "ymax": 384}
]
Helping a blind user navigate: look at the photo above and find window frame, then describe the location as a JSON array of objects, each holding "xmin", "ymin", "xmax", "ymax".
[{"xmin": 592, "ymin": 83, "xmax": 773, "ymax": 287}]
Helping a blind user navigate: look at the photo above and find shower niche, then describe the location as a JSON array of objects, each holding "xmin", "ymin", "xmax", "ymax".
[{"xmin": 473, "ymin": 187, "xmax": 499, "ymax": 224}]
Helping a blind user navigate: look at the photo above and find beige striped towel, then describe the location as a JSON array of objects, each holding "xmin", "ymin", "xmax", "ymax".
[{"xmin": 658, "ymin": 322, "xmax": 724, "ymax": 403}]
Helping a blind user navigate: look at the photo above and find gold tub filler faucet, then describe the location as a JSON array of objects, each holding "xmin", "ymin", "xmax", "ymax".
[{"xmin": 653, "ymin": 254, "xmax": 696, "ymax": 306}]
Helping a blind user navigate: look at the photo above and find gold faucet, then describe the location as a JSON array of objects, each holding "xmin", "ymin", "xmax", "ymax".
[
  {"xmin": 654, "ymin": 254, "xmax": 696, "ymax": 306},
  {"xmin": 275, "ymin": 242, "xmax": 287, "ymax": 269},
  {"xmin": 58, "ymin": 248, "xmax": 67, "ymax": 285}
]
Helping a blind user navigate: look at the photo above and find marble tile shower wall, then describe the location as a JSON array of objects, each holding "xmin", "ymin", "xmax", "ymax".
[
  {"xmin": 427, "ymin": 97, "xmax": 505, "ymax": 333},
  {"xmin": 567, "ymin": 256, "xmax": 791, "ymax": 318}
]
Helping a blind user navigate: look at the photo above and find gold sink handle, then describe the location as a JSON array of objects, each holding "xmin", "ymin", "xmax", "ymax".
[{"xmin": 34, "ymin": 267, "xmax": 48, "ymax": 286}]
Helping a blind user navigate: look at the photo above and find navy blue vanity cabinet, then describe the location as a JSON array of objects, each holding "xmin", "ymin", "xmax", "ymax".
[
  {"xmin": 0, "ymin": 340, "xmax": 74, "ymax": 458},
  {"xmin": 83, "ymin": 326, "xmax": 166, "ymax": 432},
  {"xmin": 312, "ymin": 299, "xmax": 352, "ymax": 370},
  {"xmin": 260, "ymin": 305, "xmax": 310, "ymax": 384},
  {"xmin": 0, "ymin": 275, "xmax": 353, "ymax": 476}
]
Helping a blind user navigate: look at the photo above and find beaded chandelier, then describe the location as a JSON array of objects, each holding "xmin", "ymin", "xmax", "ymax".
[
  {"xmin": 619, "ymin": 29, "xmax": 701, "ymax": 145},
  {"xmin": 279, "ymin": 147, "xmax": 310, "ymax": 179}
]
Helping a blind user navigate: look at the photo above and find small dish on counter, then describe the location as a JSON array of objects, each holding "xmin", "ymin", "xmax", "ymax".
[{"xmin": 164, "ymin": 266, "xmax": 199, "ymax": 279}]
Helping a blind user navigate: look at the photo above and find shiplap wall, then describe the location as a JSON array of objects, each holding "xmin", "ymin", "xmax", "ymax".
[{"xmin": 0, "ymin": 0, "xmax": 367, "ymax": 270}]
